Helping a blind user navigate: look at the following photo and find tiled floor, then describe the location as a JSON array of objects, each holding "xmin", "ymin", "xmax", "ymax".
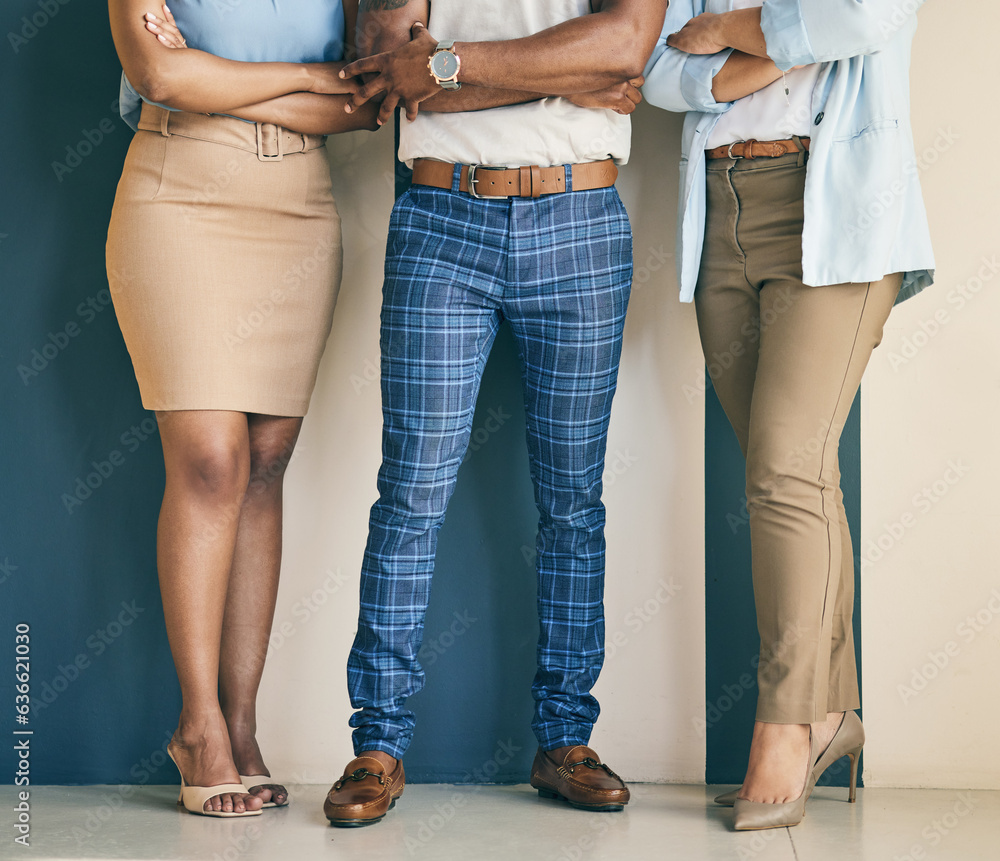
[{"xmin": 4, "ymin": 783, "xmax": 996, "ymax": 860}]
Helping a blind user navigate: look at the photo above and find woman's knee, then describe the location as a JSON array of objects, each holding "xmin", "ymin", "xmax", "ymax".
[
  {"xmin": 169, "ymin": 437, "xmax": 249, "ymax": 501},
  {"xmin": 247, "ymin": 422, "xmax": 300, "ymax": 494}
]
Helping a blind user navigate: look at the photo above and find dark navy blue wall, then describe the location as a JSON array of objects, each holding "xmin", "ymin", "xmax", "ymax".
[{"xmin": 1, "ymin": 1, "xmax": 180, "ymax": 785}]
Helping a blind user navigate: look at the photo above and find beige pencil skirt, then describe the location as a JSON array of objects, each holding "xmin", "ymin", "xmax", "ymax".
[{"xmin": 107, "ymin": 104, "xmax": 343, "ymax": 417}]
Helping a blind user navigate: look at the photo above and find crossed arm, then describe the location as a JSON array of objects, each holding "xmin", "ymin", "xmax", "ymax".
[
  {"xmin": 666, "ymin": 8, "xmax": 793, "ymax": 104},
  {"xmin": 349, "ymin": 0, "xmax": 667, "ymax": 125},
  {"xmin": 108, "ymin": 0, "xmax": 379, "ymax": 135}
]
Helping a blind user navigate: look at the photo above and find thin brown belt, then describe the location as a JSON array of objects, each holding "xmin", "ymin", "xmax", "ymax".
[
  {"xmin": 137, "ymin": 103, "xmax": 326, "ymax": 162},
  {"xmin": 705, "ymin": 137, "xmax": 810, "ymax": 161},
  {"xmin": 410, "ymin": 158, "xmax": 618, "ymax": 199}
]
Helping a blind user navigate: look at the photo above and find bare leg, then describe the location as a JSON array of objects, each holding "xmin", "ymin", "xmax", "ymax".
[
  {"xmin": 220, "ymin": 414, "xmax": 303, "ymax": 806},
  {"xmin": 157, "ymin": 410, "xmax": 262, "ymax": 814}
]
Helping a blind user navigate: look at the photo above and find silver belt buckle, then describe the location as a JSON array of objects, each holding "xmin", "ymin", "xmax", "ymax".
[
  {"xmin": 467, "ymin": 163, "xmax": 506, "ymax": 199},
  {"xmin": 727, "ymin": 140, "xmax": 746, "ymax": 160}
]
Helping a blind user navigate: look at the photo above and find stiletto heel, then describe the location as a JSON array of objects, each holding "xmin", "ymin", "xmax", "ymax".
[
  {"xmin": 846, "ymin": 743, "xmax": 863, "ymax": 803},
  {"xmin": 167, "ymin": 749, "xmax": 261, "ymax": 818},
  {"xmin": 716, "ymin": 711, "xmax": 865, "ymax": 808}
]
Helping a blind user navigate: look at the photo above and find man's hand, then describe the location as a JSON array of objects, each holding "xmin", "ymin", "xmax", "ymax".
[
  {"xmin": 666, "ymin": 13, "xmax": 728, "ymax": 55},
  {"xmin": 567, "ymin": 77, "xmax": 644, "ymax": 115},
  {"xmin": 341, "ymin": 22, "xmax": 440, "ymax": 124}
]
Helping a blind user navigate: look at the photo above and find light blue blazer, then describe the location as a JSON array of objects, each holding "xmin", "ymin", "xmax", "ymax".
[{"xmin": 642, "ymin": 0, "xmax": 935, "ymax": 303}]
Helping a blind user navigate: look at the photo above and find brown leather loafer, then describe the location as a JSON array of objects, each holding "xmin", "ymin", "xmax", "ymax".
[
  {"xmin": 529, "ymin": 745, "xmax": 630, "ymax": 811},
  {"xmin": 324, "ymin": 755, "xmax": 405, "ymax": 827}
]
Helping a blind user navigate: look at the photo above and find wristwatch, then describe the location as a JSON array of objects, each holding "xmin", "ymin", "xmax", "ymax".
[{"xmin": 428, "ymin": 40, "xmax": 462, "ymax": 91}]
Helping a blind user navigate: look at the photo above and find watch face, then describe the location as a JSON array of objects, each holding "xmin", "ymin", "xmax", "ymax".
[{"xmin": 432, "ymin": 51, "xmax": 459, "ymax": 79}]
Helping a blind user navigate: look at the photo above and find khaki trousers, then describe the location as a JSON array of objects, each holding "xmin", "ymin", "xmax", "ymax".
[{"xmin": 695, "ymin": 153, "xmax": 901, "ymax": 724}]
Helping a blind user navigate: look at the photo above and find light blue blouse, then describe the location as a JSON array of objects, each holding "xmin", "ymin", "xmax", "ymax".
[
  {"xmin": 642, "ymin": 0, "xmax": 935, "ymax": 305},
  {"xmin": 119, "ymin": 0, "xmax": 346, "ymax": 131}
]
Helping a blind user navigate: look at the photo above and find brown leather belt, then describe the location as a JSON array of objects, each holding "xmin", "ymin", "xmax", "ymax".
[
  {"xmin": 411, "ymin": 158, "xmax": 618, "ymax": 199},
  {"xmin": 706, "ymin": 137, "xmax": 810, "ymax": 161},
  {"xmin": 138, "ymin": 103, "xmax": 326, "ymax": 162}
]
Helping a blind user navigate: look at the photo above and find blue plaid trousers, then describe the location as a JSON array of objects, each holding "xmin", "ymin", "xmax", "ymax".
[{"xmin": 347, "ymin": 166, "xmax": 633, "ymax": 757}]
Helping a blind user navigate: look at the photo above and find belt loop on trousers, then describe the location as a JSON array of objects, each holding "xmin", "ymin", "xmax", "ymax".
[
  {"xmin": 159, "ymin": 109, "xmax": 170, "ymax": 138},
  {"xmin": 530, "ymin": 165, "xmax": 542, "ymax": 199},
  {"xmin": 256, "ymin": 123, "xmax": 284, "ymax": 162},
  {"xmin": 792, "ymin": 134, "xmax": 809, "ymax": 168},
  {"xmin": 519, "ymin": 166, "xmax": 531, "ymax": 198}
]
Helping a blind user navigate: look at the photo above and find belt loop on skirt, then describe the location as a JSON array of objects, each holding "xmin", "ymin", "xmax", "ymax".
[{"xmin": 256, "ymin": 123, "xmax": 284, "ymax": 162}]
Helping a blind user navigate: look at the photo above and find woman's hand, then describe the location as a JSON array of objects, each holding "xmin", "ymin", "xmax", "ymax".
[
  {"xmin": 566, "ymin": 77, "xmax": 644, "ymax": 115},
  {"xmin": 144, "ymin": 4, "xmax": 186, "ymax": 49},
  {"xmin": 666, "ymin": 13, "xmax": 728, "ymax": 55},
  {"xmin": 304, "ymin": 63, "xmax": 362, "ymax": 96}
]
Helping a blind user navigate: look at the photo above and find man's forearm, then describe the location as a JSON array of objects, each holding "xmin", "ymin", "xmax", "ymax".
[
  {"xmin": 356, "ymin": 0, "xmax": 542, "ymax": 113},
  {"xmin": 421, "ymin": 87, "xmax": 545, "ymax": 113},
  {"xmin": 453, "ymin": 3, "xmax": 665, "ymax": 95}
]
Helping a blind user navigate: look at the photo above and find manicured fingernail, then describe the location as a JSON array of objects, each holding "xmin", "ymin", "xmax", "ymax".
[
  {"xmin": 339, "ymin": 70, "xmax": 346, "ymax": 78},
  {"xmin": 147, "ymin": 14, "xmax": 158, "ymax": 21},
  {"xmin": 345, "ymin": 104, "xmax": 352, "ymax": 113},
  {"xmin": 158, "ymin": 34, "xmax": 168, "ymax": 42}
]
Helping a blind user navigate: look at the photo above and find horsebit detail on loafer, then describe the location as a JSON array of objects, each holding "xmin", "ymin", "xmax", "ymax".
[
  {"xmin": 333, "ymin": 768, "xmax": 385, "ymax": 791},
  {"xmin": 562, "ymin": 758, "xmax": 621, "ymax": 779}
]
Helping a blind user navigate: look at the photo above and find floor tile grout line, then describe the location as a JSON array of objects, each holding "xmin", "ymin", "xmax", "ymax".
[{"xmin": 787, "ymin": 827, "xmax": 800, "ymax": 861}]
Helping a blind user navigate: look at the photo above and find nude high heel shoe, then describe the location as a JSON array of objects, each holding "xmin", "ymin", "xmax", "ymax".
[
  {"xmin": 731, "ymin": 713, "xmax": 865, "ymax": 831},
  {"xmin": 714, "ymin": 711, "xmax": 865, "ymax": 807},
  {"xmin": 167, "ymin": 749, "xmax": 262, "ymax": 818}
]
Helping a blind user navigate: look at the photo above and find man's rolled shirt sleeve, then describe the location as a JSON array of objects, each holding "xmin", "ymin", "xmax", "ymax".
[{"xmin": 761, "ymin": 0, "xmax": 927, "ymax": 68}]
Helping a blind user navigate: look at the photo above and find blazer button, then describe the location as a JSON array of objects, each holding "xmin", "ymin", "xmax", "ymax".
[{"xmin": 814, "ymin": 111, "xmax": 825, "ymax": 125}]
